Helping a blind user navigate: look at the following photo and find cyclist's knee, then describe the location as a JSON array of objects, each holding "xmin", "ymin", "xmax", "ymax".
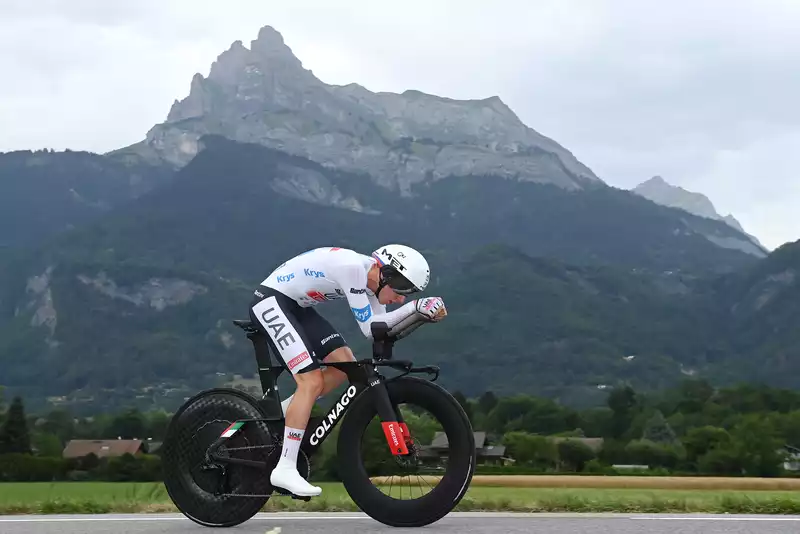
[
  {"xmin": 295, "ymin": 368, "xmax": 324, "ymax": 396},
  {"xmin": 324, "ymin": 346, "xmax": 355, "ymax": 363}
]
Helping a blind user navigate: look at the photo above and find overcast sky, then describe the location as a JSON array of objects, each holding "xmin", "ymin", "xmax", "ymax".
[{"xmin": 2, "ymin": 0, "xmax": 799, "ymax": 249}]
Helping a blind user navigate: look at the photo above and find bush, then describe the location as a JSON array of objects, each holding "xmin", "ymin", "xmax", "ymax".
[
  {"xmin": 0, "ymin": 453, "xmax": 162, "ymax": 482},
  {"xmin": 625, "ymin": 439, "xmax": 684, "ymax": 469},
  {"xmin": 0, "ymin": 454, "xmax": 71, "ymax": 481}
]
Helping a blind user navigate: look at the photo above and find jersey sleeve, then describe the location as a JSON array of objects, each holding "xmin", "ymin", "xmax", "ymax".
[{"xmin": 336, "ymin": 263, "xmax": 419, "ymax": 338}]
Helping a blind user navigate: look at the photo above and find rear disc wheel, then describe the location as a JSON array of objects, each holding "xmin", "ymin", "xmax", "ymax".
[{"xmin": 161, "ymin": 388, "xmax": 276, "ymax": 527}]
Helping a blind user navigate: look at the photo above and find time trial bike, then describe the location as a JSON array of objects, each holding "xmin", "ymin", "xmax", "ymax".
[{"xmin": 159, "ymin": 319, "xmax": 476, "ymax": 527}]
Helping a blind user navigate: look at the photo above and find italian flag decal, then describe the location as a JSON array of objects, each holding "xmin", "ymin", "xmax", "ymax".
[{"xmin": 220, "ymin": 421, "xmax": 244, "ymax": 438}]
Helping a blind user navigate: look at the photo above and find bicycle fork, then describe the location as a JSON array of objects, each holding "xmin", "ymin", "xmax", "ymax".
[{"xmin": 367, "ymin": 373, "xmax": 413, "ymax": 456}]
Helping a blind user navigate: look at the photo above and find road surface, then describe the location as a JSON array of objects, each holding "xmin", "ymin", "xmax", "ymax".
[{"xmin": 1, "ymin": 512, "xmax": 800, "ymax": 533}]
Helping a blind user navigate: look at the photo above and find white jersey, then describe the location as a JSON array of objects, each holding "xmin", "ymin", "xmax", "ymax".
[{"xmin": 258, "ymin": 247, "xmax": 417, "ymax": 338}]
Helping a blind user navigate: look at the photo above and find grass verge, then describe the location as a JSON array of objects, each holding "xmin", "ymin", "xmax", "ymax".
[{"xmin": 2, "ymin": 481, "xmax": 800, "ymax": 515}]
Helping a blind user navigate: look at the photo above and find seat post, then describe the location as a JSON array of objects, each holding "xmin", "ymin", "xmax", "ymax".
[{"xmin": 246, "ymin": 331, "xmax": 284, "ymax": 419}]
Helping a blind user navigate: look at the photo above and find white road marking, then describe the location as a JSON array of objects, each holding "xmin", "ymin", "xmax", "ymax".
[
  {"xmin": 0, "ymin": 514, "xmax": 369, "ymax": 523},
  {"xmin": 630, "ymin": 516, "xmax": 800, "ymax": 522}
]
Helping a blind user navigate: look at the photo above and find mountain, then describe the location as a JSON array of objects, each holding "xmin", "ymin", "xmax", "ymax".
[
  {"xmin": 111, "ymin": 26, "xmax": 598, "ymax": 192},
  {"xmin": 704, "ymin": 239, "xmax": 800, "ymax": 387},
  {"xmin": 0, "ymin": 137, "xmax": 792, "ymax": 414},
  {"xmin": 107, "ymin": 25, "xmax": 762, "ymax": 260},
  {"xmin": 632, "ymin": 176, "xmax": 766, "ymax": 254},
  {"xmin": 0, "ymin": 149, "xmax": 172, "ymax": 249},
  {"xmin": 20, "ymin": 135, "xmax": 761, "ymax": 276}
]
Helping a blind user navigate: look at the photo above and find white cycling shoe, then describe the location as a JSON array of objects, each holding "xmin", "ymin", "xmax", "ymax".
[{"xmin": 270, "ymin": 465, "xmax": 322, "ymax": 497}]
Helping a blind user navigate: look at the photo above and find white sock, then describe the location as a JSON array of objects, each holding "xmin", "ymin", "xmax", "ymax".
[
  {"xmin": 277, "ymin": 426, "xmax": 304, "ymax": 470},
  {"xmin": 280, "ymin": 393, "xmax": 323, "ymax": 416},
  {"xmin": 281, "ymin": 394, "xmax": 294, "ymax": 416}
]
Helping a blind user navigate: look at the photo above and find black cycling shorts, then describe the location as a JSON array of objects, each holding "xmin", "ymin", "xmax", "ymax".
[{"xmin": 249, "ymin": 285, "xmax": 347, "ymax": 375}]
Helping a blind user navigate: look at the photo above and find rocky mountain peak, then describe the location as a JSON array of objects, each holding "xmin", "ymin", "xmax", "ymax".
[
  {"xmin": 208, "ymin": 25, "xmax": 308, "ymax": 80},
  {"xmin": 118, "ymin": 25, "xmax": 600, "ymax": 191},
  {"xmin": 634, "ymin": 175, "xmax": 718, "ymax": 219},
  {"xmin": 166, "ymin": 26, "xmax": 318, "ymax": 126},
  {"xmin": 644, "ymin": 175, "xmax": 668, "ymax": 186},
  {"xmin": 250, "ymin": 25, "xmax": 293, "ymax": 58},
  {"xmin": 632, "ymin": 175, "xmax": 766, "ymax": 252}
]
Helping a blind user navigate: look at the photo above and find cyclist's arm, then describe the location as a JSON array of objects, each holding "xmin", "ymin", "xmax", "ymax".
[
  {"xmin": 384, "ymin": 310, "xmax": 427, "ymax": 339},
  {"xmin": 338, "ymin": 265, "xmax": 420, "ymax": 338}
]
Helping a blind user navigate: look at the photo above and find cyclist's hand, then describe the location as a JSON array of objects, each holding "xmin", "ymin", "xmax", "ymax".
[{"xmin": 415, "ymin": 296, "xmax": 447, "ymax": 322}]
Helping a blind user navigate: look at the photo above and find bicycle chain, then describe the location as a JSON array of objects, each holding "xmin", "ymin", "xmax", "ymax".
[
  {"xmin": 220, "ymin": 444, "xmax": 276, "ymax": 452},
  {"xmin": 220, "ymin": 493, "xmax": 310, "ymax": 499}
]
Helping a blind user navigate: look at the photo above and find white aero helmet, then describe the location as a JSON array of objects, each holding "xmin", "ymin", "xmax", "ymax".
[{"xmin": 372, "ymin": 244, "xmax": 431, "ymax": 295}]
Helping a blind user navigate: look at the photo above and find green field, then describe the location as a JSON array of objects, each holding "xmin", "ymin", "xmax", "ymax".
[{"xmin": 2, "ymin": 482, "xmax": 800, "ymax": 515}]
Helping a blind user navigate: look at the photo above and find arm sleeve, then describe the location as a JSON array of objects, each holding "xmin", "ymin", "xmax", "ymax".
[
  {"xmin": 385, "ymin": 310, "xmax": 428, "ymax": 339},
  {"xmin": 336, "ymin": 263, "xmax": 422, "ymax": 338}
]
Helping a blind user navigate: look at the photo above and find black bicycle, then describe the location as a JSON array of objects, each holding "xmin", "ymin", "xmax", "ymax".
[{"xmin": 159, "ymin": 319, "xmax": 476, "ymax": 528}]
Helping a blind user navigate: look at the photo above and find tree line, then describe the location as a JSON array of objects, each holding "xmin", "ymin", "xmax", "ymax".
[
  {"xmin": 2, "ymin": 379, "xmax": 800, "ymax": 481},
  {"xmin": 449, "ymin": 379, "xmax": 800, "ymax": 477}
]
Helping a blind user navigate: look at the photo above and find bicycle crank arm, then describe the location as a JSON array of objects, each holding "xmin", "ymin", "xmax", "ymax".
[
  {"xmin": 208, "ymin": 454, "xmax": 271, "ymax": 470},
  {"xmin": 222, "ymin": 492, "xmax": 311, "ymax": 502}
]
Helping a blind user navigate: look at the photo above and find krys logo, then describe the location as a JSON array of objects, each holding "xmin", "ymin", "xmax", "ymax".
[
  {"xmin": 304, "ymin": 268, "xmax": 325, "ymax": 278},
  {"xmin": 351, "ymin": 304, "xmax": 372, "ymax": 322},
  {"xmin": 310, "ymin": 385, "xmax": 358, "ymax": 446},
  {"xmin": 276, "ymin": 273, "xmax": 295, "ymax": 283}
]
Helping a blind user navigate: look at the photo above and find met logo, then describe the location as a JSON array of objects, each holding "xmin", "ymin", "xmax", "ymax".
[{"xmin": 351, "ymin": 304, "xmax": 372, "ymax": 323}]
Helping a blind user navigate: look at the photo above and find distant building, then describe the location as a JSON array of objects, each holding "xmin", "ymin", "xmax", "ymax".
[
  {"xmin": 423, "ymin": 431, "xmax": 510, "ymax": 465},
  {"xmin": 62, "ymin": 439, "xmax": 145, "ymax": 459},
  {"xmin": 783, "ymin": 444, "xmax": 800, "ymax": 471}
]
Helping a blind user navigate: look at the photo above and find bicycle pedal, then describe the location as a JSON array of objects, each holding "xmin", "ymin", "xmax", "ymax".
[{"xmin": 273, "ymin": 488, "xmax": 314, "ymax": 501}]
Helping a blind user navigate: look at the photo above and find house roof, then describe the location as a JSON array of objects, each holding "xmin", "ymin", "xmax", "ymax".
[
  {"xmin": 429, "ymin": 431, "xmax": 486, "ymax": 449},
  {"xmin": 478, "ymin": 444, "xmax": 506, "ymax": 457},
  {"xmin": 63, "ymin": 439, "xmax": 144, "ymax": 458}
]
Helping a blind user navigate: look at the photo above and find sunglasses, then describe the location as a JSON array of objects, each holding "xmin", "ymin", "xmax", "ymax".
[{"xmin": 380, "ymin": 266, "xmax": 420, "ymax": 295}]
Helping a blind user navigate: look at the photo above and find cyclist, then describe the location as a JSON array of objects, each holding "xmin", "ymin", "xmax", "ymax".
[{"xmin": 248, "ymin": 244, "xmax": 447, "ymax": 497}]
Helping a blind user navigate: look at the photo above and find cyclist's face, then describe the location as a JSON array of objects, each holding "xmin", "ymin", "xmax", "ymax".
[
  {"xmin": 379, "ymin": 287, "xmax": 406, "ymax": 306},
  {"xmin": 367, "ymin": 263, "xmax": 406, "ymax": 305}
]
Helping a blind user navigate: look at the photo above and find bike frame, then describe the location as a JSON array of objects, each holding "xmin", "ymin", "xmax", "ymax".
[{"xmin": 209, "ymin": 320, "xmax": 440, "ymax": 470}]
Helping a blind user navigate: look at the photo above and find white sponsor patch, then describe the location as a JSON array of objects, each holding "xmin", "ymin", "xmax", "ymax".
[
  {"xmin": 320, "ymin": 332, "xmax": 341, "ymax": 345},
  {"xmin": 252, "ymin": 297, "xmax": 313, "ymax": 374}
]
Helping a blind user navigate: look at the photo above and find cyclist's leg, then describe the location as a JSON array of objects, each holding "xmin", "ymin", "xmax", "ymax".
[
  {"xmin": 249, "ymin": 289, "xmax": 323, "ymax": 496},
  {"xmin": 321, "ymin": 346, "xmax": 356, "ymax": 393},
  {"xmin": 279, "ymin": 310, "xmax": 354, "ymax": 413}
]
